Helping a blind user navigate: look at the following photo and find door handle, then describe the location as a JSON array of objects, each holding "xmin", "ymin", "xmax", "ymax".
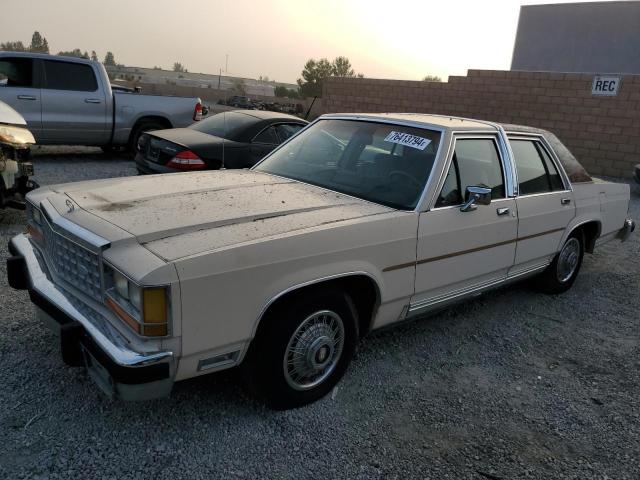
[
  {"xmin": 17, "ymin": 95, "xmax": 37, "ymax": 101},
  {"xmin": 85, "ymin": 98, "xmax": 102, "ymax": 104},
  {"xmin": 561, "ymin": 198, "xmax": 571, "ymax": 205},
  {"xmin": 497, "ymin": 207, "xmax": 510, "ymax": 216}
]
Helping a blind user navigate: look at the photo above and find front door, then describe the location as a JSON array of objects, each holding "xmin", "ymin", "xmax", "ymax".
[
  {"xmin": 411, "ymin": 135, "xmax": 518, "ymax": 315},
  {"xmin": 0, "ymin": 56, "xmax": 42, "ymax": 138},
  {"xmin": 40, "ymin": 59, "xmax": 108, "ymax": 145}
]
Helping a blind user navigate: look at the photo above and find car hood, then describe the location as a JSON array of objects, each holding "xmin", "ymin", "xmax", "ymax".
[{"xmin": 61, "ymin": 170, "xmax": 392, "ymax": 261}]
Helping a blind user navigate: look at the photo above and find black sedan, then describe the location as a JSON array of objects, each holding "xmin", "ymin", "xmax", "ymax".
[{"xmin": 135, "ymin": 110, "xmax": 307, "ymax": 174}]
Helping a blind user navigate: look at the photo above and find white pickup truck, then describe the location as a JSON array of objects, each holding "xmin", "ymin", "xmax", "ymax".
[
  {"xmin": 7, "ymin": 113, "xmax": 634, "ymax": 409},
  {"xmin": 0, "ymin": 52, "xmax": 203, "ymax": 151}
]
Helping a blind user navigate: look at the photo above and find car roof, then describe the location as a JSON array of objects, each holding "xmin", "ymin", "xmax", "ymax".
[
  {"xmin": 0, "ymin": 51, "xmax": 97, "ymax": 66},
  {"xmin": 232, "ymin": 109, "xmax": 305, "ymax": 122},
  {"xmin": 320, "ymin": 113, "xmax": 498, "ymax": 131}
]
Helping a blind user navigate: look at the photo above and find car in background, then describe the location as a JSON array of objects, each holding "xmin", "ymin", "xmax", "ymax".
[
  {"xmin": 0, "ymin": 52, "xmax": 203, "ymax": 151},
  {"xmin": 634, "ymin": 164, "xmax": 640, "ymax": 184},
  {"xmin": 0, "ymin": 100, "xmax": 38, "ymax": 209},
  {"xmin": 219, "ymin": 95, "xmax": 255, "ymax": 109},
  {"xmin": 135, "ymin": 110, "xmax": 307, "ymax": 173}
]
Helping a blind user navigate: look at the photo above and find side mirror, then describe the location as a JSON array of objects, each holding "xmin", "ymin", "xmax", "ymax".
[{"xmin": 460, "ymin": 186, "xmax": 492, "ymax": 212}]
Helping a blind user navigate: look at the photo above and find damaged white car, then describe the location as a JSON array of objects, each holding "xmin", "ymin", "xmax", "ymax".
[
  {"xmin": 7, "ymin": 113, "xmax": 634, "ymax": 409},
  {"xmin": 0, "ymin": 100, "xmax": 38, "ymax": 209}
]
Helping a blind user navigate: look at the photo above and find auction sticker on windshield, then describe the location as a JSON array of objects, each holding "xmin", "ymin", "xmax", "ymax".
[{"xmin": 384, "ymin": 131, "xmax": 431, "ymax": 150}]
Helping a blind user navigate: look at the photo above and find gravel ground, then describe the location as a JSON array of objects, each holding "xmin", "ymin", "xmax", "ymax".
[{"xmin": 0, "ymin": 148, "xmax": 638, "ymax": 479}]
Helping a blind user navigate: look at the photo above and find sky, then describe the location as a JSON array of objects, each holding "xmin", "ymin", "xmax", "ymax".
[{"xmin": 0, "ymin": 0, "xmax": 611, "ymax": 83}]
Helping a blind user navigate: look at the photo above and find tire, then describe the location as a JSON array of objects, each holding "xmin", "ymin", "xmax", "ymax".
[
  {"xmin": 242, "ymin": 289, "xmax": 358, "ymax": 410},
  {"xmin": 128, "ymin": 121, "xmax": 165, "ymax": 152},
  {"xmin": 535, "ymin": 230, "xmax": 584, "ymax": 294}
]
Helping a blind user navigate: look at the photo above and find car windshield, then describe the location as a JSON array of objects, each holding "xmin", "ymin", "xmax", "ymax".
[
  {"xmin": 254, "ymin": 119, "xmax": 442, "ymax": 210},
  {"xmin": 189, "ymin": 111, "xmax": 255, "ymax": 140}
]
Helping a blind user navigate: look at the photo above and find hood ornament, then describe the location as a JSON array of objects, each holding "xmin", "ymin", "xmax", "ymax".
[{"xmin": 66, "ymin": 199, "xmax": 75, "ymax": 213}]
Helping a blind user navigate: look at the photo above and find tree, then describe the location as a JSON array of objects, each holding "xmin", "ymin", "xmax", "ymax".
[
  {"xmin": 258, "ymin": 75, "xmax": 270, "ymax": 82},
  {"xmin": 91, "ymin": 50, "xmax": 98, "ymax": 62},
  {"xmin": 297, "ymin": 58, "xmax": 333, "ymax": 98},
  {"xmin": 103, "ymin": 51, "xmax": 116, "ymax": 67},
  {"xmin": 29, "ymin": 31, "xmax": 49, "ymax": 53},
  {"xmin": 0, "ymin": 41, "xmax": 27, "ymax": 52},
  {"xmin": 173, "ymin": 62, "xmax": 186, "ymax": 73},
  {"xmin": 332, "ymin": 56, "xmax": 354, "ymax": 77},
  {"xmin": 231, "ymin": 78, "xmax": 247, "ymax": 95},
  {"xmin": 58, "ymin": 49, "xmax": 89, "ymax": 59},
  {"xmin": 297, "ymin": 56, "xmax": 362, "ymax": 98},
  {"xmin": 422, "ymin": 75, "xmax": 442, "ymax": 82},
  {"xmin": 275, "ymin": 85, "xmax": 299, "ymax": 98}
]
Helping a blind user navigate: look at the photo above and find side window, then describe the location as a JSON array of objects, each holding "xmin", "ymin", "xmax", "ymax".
[
  {"xmin": 436, "ymin": 138, "xmax": 505, "ymax": 207},
  {"xmin": 0, "ymin": 58, "xmax": 34, "ymax": 88},
  {"xmin": 253, "ymin": 126, "xmax": 279, "ymax": 144},
  {"xmin": 537, "ymin": 143, "xmax": 565, "ymax": 191},
  {"xmin": 43, "ymin": 60, "xmax": 98, "ymax": 92},
  {"xmin": 510, "ymin": 139, "xmax": 565, "ymax": 195},
  {"xmin": 275, "ymin": 123, "xmax": 304, "ymax": 142},
  {"xmin": 436, "ymin": 155, "xmax": 462, "ymax": 207}
]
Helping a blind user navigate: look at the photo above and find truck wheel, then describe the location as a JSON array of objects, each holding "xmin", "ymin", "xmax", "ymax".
[
  {"xmin": 243, "ymin": 290, "xmax": 358, "ymax": 410},
  {"xmin": 535, "ymin": 231, "xmax": 584, "ymax": 294},
  {"xmin": 129, "ymin": 121, "xmax": 165, "ymax": 152}
]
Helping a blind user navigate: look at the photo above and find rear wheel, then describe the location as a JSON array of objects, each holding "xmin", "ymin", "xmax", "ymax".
[
  {"xmin": 535, "ymin": 230, "xmax": 584, "ymax": 294},
  {"xmin": 242, "ymin": 289, "xmax": 358, "ymax": 410},
  {"xmin": 129, "ymin": 121, "xmax": 165, "ymax": 152}
]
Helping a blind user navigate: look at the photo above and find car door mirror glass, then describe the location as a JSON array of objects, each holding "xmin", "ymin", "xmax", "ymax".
[{"xmin": 461, "ymin": 185, "xmax": 492, "ymax": 212}]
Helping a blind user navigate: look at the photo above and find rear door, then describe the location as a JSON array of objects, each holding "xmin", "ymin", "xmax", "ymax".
[
  {"xmin": 40, "ymin": 59, "xmax": 108, "ymax": 145},
  {"xmin": 509, "ymin": 135, "xmax": 576, "ymax": 273},
  {"xmin": 0, "ymin": 56, "xmax": 42, "ymax": 138}
]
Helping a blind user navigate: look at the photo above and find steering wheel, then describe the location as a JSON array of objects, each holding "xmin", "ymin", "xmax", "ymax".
[{"xmin": 389, "ymin": 170, "xmax": 422, "ymax": 189}]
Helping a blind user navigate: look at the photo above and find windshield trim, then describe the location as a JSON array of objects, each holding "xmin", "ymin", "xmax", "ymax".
[{"xmin": 251, "ymin": 117, "xmax": 446, "ymax": 212}]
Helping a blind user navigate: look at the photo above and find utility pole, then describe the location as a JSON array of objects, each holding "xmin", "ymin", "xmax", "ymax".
[{"xmin": 225, "ymin": 54, "xmax": 228, "ymax": 73}]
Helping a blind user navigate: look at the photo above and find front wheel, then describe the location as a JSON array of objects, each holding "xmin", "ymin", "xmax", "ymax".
[
  {"xmin": 535, "ymin": 231, "xmax": 584, "ymax": 294},
  {"xmin": 242, "ymin": 290, "xmax": 358, "ymax": 410}
]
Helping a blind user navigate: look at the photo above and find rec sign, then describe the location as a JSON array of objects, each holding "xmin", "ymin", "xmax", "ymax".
[{"xmin": 592, "ymin": 76, "xmax": 620, "ymax": 96}]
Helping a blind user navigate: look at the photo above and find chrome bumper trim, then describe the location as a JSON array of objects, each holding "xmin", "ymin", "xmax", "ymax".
[{"xmin": 12, "ymin": 233, "xmax": 173, "ymax": 368}]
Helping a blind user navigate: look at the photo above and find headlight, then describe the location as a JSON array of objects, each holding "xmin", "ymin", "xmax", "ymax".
[
  {"xmin": 128, "ymin": 283, "xmax": 142, "ymax": 311},
  {"xmin": 104, "ymin": 264, "xmax": 169, "ymax": 337},
  {"xmin": 114, "ymin": 270, "xmax": 129, "ymax": 299}
]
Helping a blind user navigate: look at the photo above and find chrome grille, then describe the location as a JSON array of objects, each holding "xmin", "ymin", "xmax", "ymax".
[{"xmin": 40, "ymin": 218, "xmax": 102, "ymax": 302}]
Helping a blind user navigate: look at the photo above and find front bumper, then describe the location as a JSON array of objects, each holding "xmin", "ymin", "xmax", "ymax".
[{"xmin": 7, "ymin": 234, "xmax": 174, "ymax": 400}]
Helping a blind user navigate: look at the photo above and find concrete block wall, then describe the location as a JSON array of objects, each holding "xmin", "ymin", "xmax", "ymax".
[{"xmin": 322, "ymin": 70, "xmax": 640, "ymax": 178}]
